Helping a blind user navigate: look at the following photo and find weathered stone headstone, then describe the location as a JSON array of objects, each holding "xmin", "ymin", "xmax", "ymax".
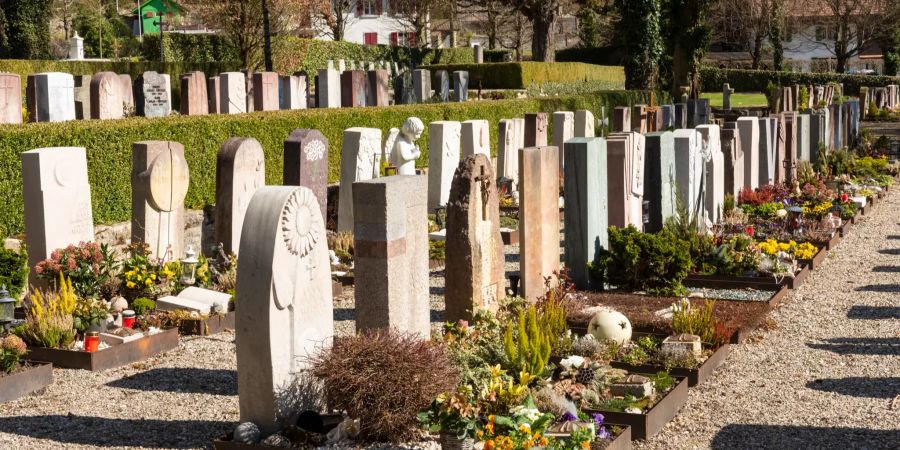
[
  {"xmin": 473, "ymin": 45, "xmax": 484, "ymax": 64},
  {"xmin": 758, "ymin": 117, "xmax": 775, "ymax": 186},
  {"xmin": 829, "ymin": 103, "xmax": 843, "ymax": 150},
  {"xmin": 180, "ymin": 71, "xmax": 209, "ymax": 116},
  {"xmin": 632, "ymin": 104, "xmax": 647, "ymax": 133},
  {"xmin": 519, "ymin": 145, "xmax": 560, "ymax": 301},
  {"xmin": 797, "ymin": 113, "xmax": 811, "ymax": 162},
  {"xmin": 607, "ymin": 132, "xmax": 645, "ymax": 228},
  {"xmin": 207, "ymin": 76, "xmax": 221, "ymax": 114},
  {"xmin": 564, "ymin": 138, "xmax": 607, "ymax": 289},
  {"xmin": 138, "ymin": 71, "xmax": 172, "ymax": 118},
  {"xmin": 278, "ymin": 75, "xmax": 302, "ymax": 110},
  {"xmin": 0, "ymin": 74, "xmax": 22, "ymax": 124},
  {"xmin": 612, "ymin": 107, "xmax": 631, "ymax": 133},
  {"xmin": 220, "ymin": 72, "xmax": 247, "ymax": 114},
  {"xmin": 354, "ymin": 175, "xmax": 429, "ymax": 336},
  {"xmin": 318, "ymin": 68, "xmax": 341, "ymax": 108},
  {"xmin": 673, "ymin": 129, "xmax": 705, "ymax": 222},
  {"xmin": 340, "ymin": 70, "xmax": 366, "ymax": 107},
  {"xmin": 366, "ymin": 70, "xmax": 389, "ymax": 106},
  {"xmin": 413, "ymin": 69, "xmax": 431, "ymax": 103},
  {"xmin": 73, "ymin": 74, "xmax": 91, "ymax": 120},
  {"xmin": 461, "ymin": 119, "xmax": 490, "ymax": 159},
  {"xmin": 644, "ymin": 132, "xmax": 676, "ymax": 233},
  {"xmin": 524, "ymin": 113, "xmax": 549, "ymax": 147},
  {"xmin": 721, "ymin": 127, "xmax": 744, "ymax": 199},
  {"xmin": 697, "ymin": 125, "xmax": 723, "ymax": 223},
  {"xmin": 782, "ymin": 112, "xmax": 798, "ymax": 183},
  {"xmin": 252, "ymin": 72, "xmax": 279, "ymax": 111},
  {"xmin": 118, "ymin": 74, "xmax": 134, "ymax": 114},
  {"xmin": 736, "ymin": 117, "xmax": 760, "ymax": 189},
  {"xmin": 722, "ymin": 83, "xmax": 733, "ymax": 109},
  {"xmin": 337, "ymin": 128, "xmax": 382, "ymax": 232},
  {"xmin": 453, "ymin": 71, "xmax": 469, "ymax": 102},
  {"xmin": 574, "ymin": 110, "xmax": 595, "ymax": 137},
  {"xmin": 215, "ymin": 138, "xmax": 266, "ymax": 255},
  {"xmin": 772, "ymin": 114, "xmax": 786, "ymax": 184},
  {"xmin": 131, "ymin": 141, "xmax": 190, "ymax": 259},
  {"xmin": 497, "ymin": 119, "xmax": 520, "ymax": 185},
  {"xmin": 428, "ymin": 121, "xmax": 462, "ymax": 212},
  {"xmin": 445, "ymin": 154, "xmax": 503, "ymax": 321},
  {"xmin": 90, "ymin": 72, "xmax": 124, "ymax": 120},
  {"xmin": 661, "ymin": 105, "xmax": 675, "ymax": 129},
  {"xmin": 235, "ymin": 185, "xmax": 333, "ymax": 435},
  {"xmin": 552, "ymin": 111, "xmax": 574, "ymax": 170},
  {"xmin": 437, "ymin": 70, "xmax": 450, "ymax": 102},
  {"xmin": 284, "ymin": 129, "xmax": 328, "ymax": 221},
  {"xmin": 21, "ymin": 147, "xmax": 95, "ymax": 285}
]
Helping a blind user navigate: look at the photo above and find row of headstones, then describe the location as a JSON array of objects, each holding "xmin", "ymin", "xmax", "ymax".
[
  {"xmin": 863, "ymin": 84, "xmax": 899, "ymax": 112},
  {"xmin": 721, "ymin": 83, "xmax": 846, "ymax": 113},
  {"xmin": 611, "ymin": 102, "xmax": 711, "ymax": 133}
]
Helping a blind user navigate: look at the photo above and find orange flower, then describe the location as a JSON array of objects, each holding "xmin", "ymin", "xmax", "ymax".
[{"xmin": 484, "ymin": 440, "xmax": 495, "ymax": 450}]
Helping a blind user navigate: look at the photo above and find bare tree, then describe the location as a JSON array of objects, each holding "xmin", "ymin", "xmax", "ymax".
[
  {"xmin": 311, "ymin": 0, "xmax": 356, "ymax": 41},
  {"xmin": 810, "ymin": 0, "xmax": 900, "ymax": 72},
  {"xmin": 54, "ymin": 0, "xmax": 78, "ymax": 40},
  {"xmin": 508, "ymin": 0, "xmax": 560, "ymax": 61},
  {"xmin": 710, "ymin": 0, "xmax": 779, "ymax": 69},
  {"xmin": 498, "ymin": 8, "xmax": 531, "ymax": 61},
  {"xmin": 392, "ymin": 0, "xmax": 444, "ymax": 49},
  {"xmin": 457, "ymin": 0, "xmax": 513, "ymax": 49}
]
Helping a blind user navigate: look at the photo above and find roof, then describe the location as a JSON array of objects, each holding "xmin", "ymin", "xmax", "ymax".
[{"xmin": 131, "ymin": 0, "xmax": 184, "ymax": 14}]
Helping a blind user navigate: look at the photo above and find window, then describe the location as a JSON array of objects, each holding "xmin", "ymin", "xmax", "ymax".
[
  {"xmin": 390, "ymin": 32, "xmax": 417, "ymax": 48},
  {"xmin": 357, "ymin": 0, "xmax": 379, "ymax": 16},
  {"xmin": 364, "ymin": 32, "xmax": 378, "ymax": 45},
  {"xmin": 815, "ymin": 26, "xmax": 825, "ymax": 42}
]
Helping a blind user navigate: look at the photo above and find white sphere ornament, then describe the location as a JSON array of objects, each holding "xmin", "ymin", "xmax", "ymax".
[{"xmin": 587, "ymin": 308, "xmax": 633, "ymax": 345}]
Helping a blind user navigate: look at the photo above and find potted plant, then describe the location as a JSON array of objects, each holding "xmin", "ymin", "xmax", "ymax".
[{"xmin": 418, "ymin": 387, "xmax": 479, "ymax": 450}]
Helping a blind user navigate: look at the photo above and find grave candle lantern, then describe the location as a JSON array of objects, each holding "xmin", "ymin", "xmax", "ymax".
[
  {"xmin": 180, "ymin": 246, "xmax": 199, "ymax": 286},
  {"xmin": 0, "ymin": 285, "xmax": 14, "ymax": 327},
  {"xmin": 84, "ymin": 331, "xmax": 99, "ymax": 353}
]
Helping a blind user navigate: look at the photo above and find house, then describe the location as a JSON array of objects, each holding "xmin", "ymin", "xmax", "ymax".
[
  {"xmin": 314, "ymin": 0, "xmax": 423, "ymax": 47},
  {"xmin": 131, "ymin": 0, "xmax": 185, "ymax": 35}
]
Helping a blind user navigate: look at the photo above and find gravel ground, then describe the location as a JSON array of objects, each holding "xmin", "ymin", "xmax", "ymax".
[{"xmin": 3, "ymin": 193, "xmax": 899, "ymax": 449}]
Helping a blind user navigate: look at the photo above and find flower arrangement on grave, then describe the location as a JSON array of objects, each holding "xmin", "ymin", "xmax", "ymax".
[
  {"xmin": 0, "ymin": 334, "xmax": 27, "ymax": 374},
  {"xmin": 14, "ymin": 273, "xmax": 77, "ymax": 349},
  {"xmin": 34, "ymin": 241, "xmax": 118, "ymax": 299}
]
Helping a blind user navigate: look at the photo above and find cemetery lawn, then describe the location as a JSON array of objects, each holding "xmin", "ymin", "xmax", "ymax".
[{"xmin": 700, "ymin": 92, "xmax": 768, "ymax": 108}]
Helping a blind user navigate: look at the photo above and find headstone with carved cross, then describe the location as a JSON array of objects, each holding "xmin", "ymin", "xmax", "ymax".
[
  {"xmin": 253, "ymin": 72, "xmax": 280, "ymax": 111},
  {"xmin": 0, "ymin": 73, "xmax": 22, "ymax": 124}
]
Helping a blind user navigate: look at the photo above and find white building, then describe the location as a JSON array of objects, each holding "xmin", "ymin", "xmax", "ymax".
[{"xmin": 314, "ymin": 0, "xmax": 424, "ymax": 47}]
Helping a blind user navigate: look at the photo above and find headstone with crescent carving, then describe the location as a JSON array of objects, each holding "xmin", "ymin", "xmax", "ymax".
[{"xmin": 131, "ymin": 141, "xmax": 190, "ymax": 259}]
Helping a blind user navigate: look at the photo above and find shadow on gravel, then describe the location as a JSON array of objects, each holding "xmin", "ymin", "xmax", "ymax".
[
  {"xmin": 106, "ymin": 368, "xmax": 236, "ymax": 395},
  {"xmin": 712, "ymin": 424, "xmax": 900, "ymax": 450},
  {"xmin": 806, "ymin": 377, "xmax": 900, "ymax": 398},
  {"xmin": 870, "ymin": 265, "xmax": 900, "ymax": 273},
  {"xmin": 847, "ymin": 305, "xmax": 900, "ymax": 319},
  {"xmin": 334, "ymin": 307, "xmax": 355, "ymax": 321},
  {"xmin": 806, "ymin": 337, "xmax": 900, "ymax": 355},
  {"xmin": 877, "ymin": 248, "xmax": 900, "ymax": 255},
  {"xmin": 886, "ymin": 235, "xmax": 900, "ymax": 240},
  {"xmin": 854, "ymin": 284, "xmax": 900, "ymax": 292},
  {"xmin": 0, "ymin": 415, "xmax": 230, "ymax": 448}
]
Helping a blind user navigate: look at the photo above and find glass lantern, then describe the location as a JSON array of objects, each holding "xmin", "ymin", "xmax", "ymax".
[
  {"xmin": 180, "ymin": 246, "xmax": 199, "ymax": 286},
  {"xmin": 0, "ymin": 285, "xmax": 15, "ymax": 326}
]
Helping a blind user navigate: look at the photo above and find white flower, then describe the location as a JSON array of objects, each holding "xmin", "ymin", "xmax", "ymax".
[
  {"xmin": 560, "ymin": 355, "xmax": 586, "ymax": 369},
  {"xmin": 510, "ymin": 405, "xmax": 542, "ymax": 422},
  {"xmin": 776, "ymin": 209, "xmax": 787, "ymax": 218}
]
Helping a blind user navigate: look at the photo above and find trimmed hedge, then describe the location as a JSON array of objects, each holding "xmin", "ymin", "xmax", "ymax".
[
  {"xmin": 141, "ymin": 34, "xmax": 240, "ymax": 64},
  {"xmin": 422, "ymin": 62, "xmax": 625, "ymax": 89},
  {"xmin": 0, "ymin": 90, "xmax": 656, "ymax": 237},
  {"xmin": 700, "ymin": 67, "xmax": 900, "ymax": 96},
  {"xmin": 555, "ymin": 46, "xmax": 624, "ymax": 66}
]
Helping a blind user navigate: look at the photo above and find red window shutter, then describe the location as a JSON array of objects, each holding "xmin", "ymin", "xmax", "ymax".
[
  {"xmin": 375, "ymin": 0, "xmax": 382, "ymax": 15},
  {"xmin": 390, "ymin": 32, "xmax": 398, "ymax": 47},
  {"xmin": 364, "ymin": 32, "xmax": 377, "ymax": 45},
  {"xmin": 356, "ymin": 0, "xmax": 364, "ymax": 17},
  {"xmin": 409, "ymin": 32, "xmax": 417, "ymax": 48}
]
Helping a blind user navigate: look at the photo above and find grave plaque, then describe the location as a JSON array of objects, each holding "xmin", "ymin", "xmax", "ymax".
[
  {"xmin": 413, "ymin": 69, "xmax": 431, "ymax": 103},
  {"xmin": 461, "ymin": 119, "xmax": 490, "ymax": 159},
  {"xmin": 0, "ymin": 73, "xmax": 22, "ymax": 124},
  {"xmin": 220, "ymin": 72, "xmax": 247, "ymax": 114},
  {"xmin": 644, "ymin": 132, "xmax": 676, "ymax": 233},
  {"xmin": 253, "ymin": 72, "xmax": 280, "ymax": 111},
  {"xmin": 574, "ymin": 110, "xmax": 595, "ymax": 137},
  {"xmin": 180, "ymin": 71, "xmax": 209, "ymax": 116},
  {"xmin": 340, "ymin": 70, "xmax": 366, "ymax": 107},
  {"xmin": 428, "ymin": 121, "xmax": 462, "ymax": 212},
  {"xmin": 73, "ymin": 74, "xmax": 91, "ymax": 120},
  {"xmin": 207, "ymin": 76, "xmax": 221, "ymax": 114},
  {"xmin": 552, "ymin": 111, "xmax": 575, "ymax": 170},
  {"xmin": 318, "ymin": 68, "xmax": 341, "ymax": 108},
  {"xmin": 366, "ymin": 70, "xmax": 389, "ymax": 106},
  {"xmin": 524, "ymin": 113, "xmax": 549, "ymax": 147},
  {"xmin": 453, "ymin": 71, "xmax": 469, "ymax": 102},
  {"xmin": 737, "ymin": 117, "xmax": 760, "ymax": 189},
  {"xmin": 139, "ymin": 71, "xmax": 172, "ymax": 118}
]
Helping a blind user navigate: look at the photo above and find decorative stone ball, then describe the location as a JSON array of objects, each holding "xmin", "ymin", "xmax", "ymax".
[
  {"xmin": 110, "ymin": 296, "xmax": 128, "ymax": 313},
  {"xmin": 233, "ymin": 422, "xmax": 261, "ymax": 444},
  {"xmin": 587, "ymin": 308, "xmax": 632, "ymax": 345}
]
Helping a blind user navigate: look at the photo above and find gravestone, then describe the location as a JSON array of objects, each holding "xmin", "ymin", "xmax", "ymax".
[
  {"xmin": 235, "ymin": 186, "xmax": 333, "ymax": 435},
  {"xmin": 215, "ymin": 138, "xmax": 266, "ymax": 255},
  {"xmin": 21, "ymin": 147, "xmax": 95, "ymax": 285},
  {"xmin": 0, "ymin": 74, "xmax": 22, "ymax": 124},
  {"xmin": 721, "ymin": 127, "xmax": 744, "ymax": 198},
  {"xmin": 284, "ymin": 129, "xmax": 329, "ymax": 221},
  {"xmin": 552, "ymin": 111, "xmax": 575, "ymax": 170},
  {"xmin": 461, "ymin": 119, "xmax": 490, "ymax": 158},
  {"xmin": 279, "ymin": 75, "xmax": 303, "ymax": 110},
  {"xmin": 318, "ymin": 68, "xmax": 341, "ymax": 108},
  {"xmin": 445, "ymin": 154, "xmax": 503, "ymax": 321},
  {"xmin": 453, "ymin": 71, "xmax": 469, "ymax": 102},
  {"xmin": 244, "ymin": 71, "xmax": 255, "ymax": 113},
  {"xmin": 644, "ymin": 132, "xmax": 676, "ymax": 233},
  {"xmin": 697, "ymin": 125, "xmax": 723, "ymax": 223},
  {"xmin": 607, "ymin": 132, "xmax": 645, "ymax": 228},
  {"xmin": 473, "ymin": 45, "xmax": 484, "ymax": 64},
  {"xmin": 220, "ymin": 72, "xmax": 247, "ymax": 114},
  {"xmin": 437, "ymin": 70, "xmax": 450, "ymax": 102},
  {"xmin": 574, "ymin": 110, "xmax": 595, "ymax": 137},
  {"xmin": 207, "ymin": 76, "xmax": 221, "ymax": 114},
  {"xmin": 773, "ymin": 114, "xmax": 787, "ymax": 184},
  {"xmin": 782, "ymin": 112, "xmax": 798, "ymax": 183},
  {"xmin": 497, "ymin": 119, "xmax": 520, "ymax": 186},
  {"xmin": 413, "ymin": 69, "xmax": 431, "ymax": 103},
  {"xmin": 338, "ymin": 59, "xmax": 346, "ymax": 73},
  {"xmin": 30, "ymin": 73, "xmax": 76, "ymax": 123},
  {"xmin": 797, "ymin": 114, "xmax": 811, "ymax": 161},
  {"xmin": 428, "ymin": 121, "xmax": 462, "ymax": 212},
  {"xmin": 661, "ymin": 105, "xmax": 675, "ymax": 129},
  {"xmin": 524, "ymin": 113, "xmax": 549, "ymax": 147},
  {"xmin": 337, "ymin": 128, "xmax": 382, "ymax": 232},
  {"xmin": 138, "ymin": 71, "xmax": 172, "ymax": 118},
  {"xmin": 672, "ymin": 129, "xmax": 705, "ymax": 222},
  {"xmin": 612, "ymin": 107, "xmax": 631, "ymax": 133},
  {"xmin": 252, "ymin": 72, "xmax": 280, "ymax": 111},
  {"xmin": 736, "ymin": 117, "xmax": 760, "ymax": 189},
  {"xmin": 674, "ymin": 103, "xmax": 687, "ymax": 129},
  {"xmin": 131, "ymin": 141, "xmax": 190, "ymax": 259},
  {"xmin": 354, "ymin": 175, "xmax": 429, "ymax": 337},
  {"xmin": 722, "ymin": 83, "xmax": 733, "ymax": 109},
  {"xmin": 758, "ymin": 117, "xmax": 775, "ymax": 186},
  {"xmin": 90, "ymin": 72, "xmax": 124, "ymax": 119},
  {"xmin": 564, "ymin": 138, "xmax": 608, "ymax": 290},
  {"xmin": 393, "ymin": 72, "xmax": 414, "ymax": 105},
  {"xmin": 340, "ymin": 70, "xmax": 366, "ymax": 107},
  {"xmin": 366, "ymin": 70, "xmax": 389, "ymax": 106},
  {"xmin": 632, "ymin": 104, "xmax": 647, "ymax": 133},
  {"xmin": 519, "ymin": 145, "xmax": 560, "ymax": 301},
  {"xmin": 118, "ymin": 74, "xmax": 134, "ymax": 114},
  {"xmin": 73, "ymin": 74, "xmax": 91, "ymax": 120},
  {"xmin": 180, "ymin": 71, "xmax": 209, "ymax": 116}
]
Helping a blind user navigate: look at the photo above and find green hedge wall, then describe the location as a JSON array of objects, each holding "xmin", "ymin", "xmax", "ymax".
[
  {"xmin": 422, "ymin": 62, "xmax": 626, "ymax": 89},
  {"xmin": 141, "ymin": 34, "xmax": 241, "ymax": 63},
  {"xmin": 555, "ymin": 46, "xmax": 624, "ymax": 66},
  {"xmin": 0, "ymin": 90, "xmax": 656, "ymax": 237},
  {"xmin": 700, "ymin": 67, "xmax": 900, "ymax": 95}
]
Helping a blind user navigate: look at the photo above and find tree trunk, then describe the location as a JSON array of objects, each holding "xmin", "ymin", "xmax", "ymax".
[
  {"xmin": 530, "ymin": 14, "xmax": 556, "ymax": 62},
  {"xmin": 672, "ymin": 42, "xmax": 691, "ymax": 97},
  {"xmin": 751, "ymin": 31, "xmax": 763, "ymax": 69}
]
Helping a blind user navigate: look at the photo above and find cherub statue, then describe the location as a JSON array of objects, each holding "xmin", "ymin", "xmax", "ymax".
[{"xmin": 385, "ymin": 117, "xmax": 425, "ymax": 176}]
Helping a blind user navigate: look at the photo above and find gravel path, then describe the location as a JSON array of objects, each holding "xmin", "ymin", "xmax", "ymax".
[{"xmin": 2, "ymin": 193, "xmax": 899, "ymax": 449}]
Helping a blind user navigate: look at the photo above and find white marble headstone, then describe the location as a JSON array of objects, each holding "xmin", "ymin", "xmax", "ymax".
[
  {"xmin": 337, "ymin": 128, "xmax": 382, "ymax": 232},
  {"xmin": 428, "ymin": 121, "xmax": 462, "ymax": 212}
]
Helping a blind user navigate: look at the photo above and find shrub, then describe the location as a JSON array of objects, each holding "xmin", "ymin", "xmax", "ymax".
[
  {"xmin": 700, "ymin": 67, "xmax": 900, "ymax": 96},
  {"xmin": 15, "ymin": 274, "xmax": 77, "ymax": 349},
  {"xmin": 0, "ymin": 90, "xmax": 656, "ymax": 238},
  {"xmin": 310, "ymin": 330, "xmax": 459, "ymax": 442},
  {"xmin": 423, "ymin": 62, "xmax": 625, "ymax": 89},
  {"xmin": 34, "ymin": 242, "xmax": 118, "ymax": 299},
  {"xmin": 131, "ymin": 297, "xmax": 156, "ymax": 316},
  {"xmin": 0, "ymin": 245, "xmax": 28, "ymax": 300},
  {"xmin": 597, "ymin": 226, "xmax": 691, "ymax": 296},
  {"xmin": 0, "ymin": 334, "xmax": 27, "ymax": 373},
  {"xmin": 671, "ymin": 299, "xmax": 727, "ymax": 346},
  {"xmin": 502, "ymin": 305, "xmax": 552, "ymax": 377}
]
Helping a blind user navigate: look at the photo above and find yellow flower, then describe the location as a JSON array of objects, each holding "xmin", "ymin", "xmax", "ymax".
[
  {"xmin": 518, "ymin": 424, "xmax": 531, "ymax": 434},
  {"xmin": 126, "ymin": 281, "xmax": 136, "ymax": 289}
]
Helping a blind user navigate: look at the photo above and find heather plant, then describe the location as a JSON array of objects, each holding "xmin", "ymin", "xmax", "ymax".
[
  {"xmin": 311, "ymin": 330, "xmax": 459, "ymax": 442},
  {"xmin": 671, "ymin": 300, "xmax": 727, "ymax": 347},
  {"xmin": 34, "ymin": 242, "xmax": 118, "ymax": 299},
  {"xmin": 503, "ymin": 304, "xmax": 553, "ymax": 379},
  {"xmin": 15, "ymin": 274, "xmax": 77, "ymax": 349}
]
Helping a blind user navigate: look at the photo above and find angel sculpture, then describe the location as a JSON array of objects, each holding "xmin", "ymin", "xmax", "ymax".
[{"xmin": 384, "ymin": 117, "xmax": 425, "ymax": 176}]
